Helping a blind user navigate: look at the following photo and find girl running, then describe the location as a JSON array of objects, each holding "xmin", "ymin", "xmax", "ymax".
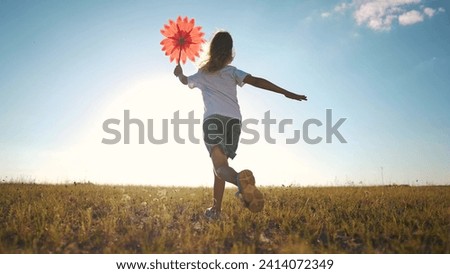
[{"xmin": 173, "ymin": 31, "xmax": 307, "ymax": 220}]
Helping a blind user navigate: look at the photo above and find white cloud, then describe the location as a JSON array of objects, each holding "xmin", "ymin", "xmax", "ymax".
[
  {"xmin": 423, "ymin": 7, "xmax": 435, "ymax": 18},
  {"xmin": 324, "ymin": 0, "xmax": 446, "ymax": 31},
  {"xmin": 334, "ymin": 2, "xmax": 351, "ymax": 13},
  {"xmin": 321, "ymin": 12, "xmax": 331, "ymax": 18},
  {"xmin": 353, "ymin": 0, "xmax": 420, "ymax": 31},
  {"xmin": 398, "ymin": 10, "xmax": 424, "ymax": 25}
]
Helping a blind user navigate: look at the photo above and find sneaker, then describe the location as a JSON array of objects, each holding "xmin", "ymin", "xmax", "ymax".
[
  {"xmin": 237, "ymin": 170, "xmax": 264, "ymax": 212},
  {"xmin": 204, "ymin": 207, "xmax": 220, "ymax": 221}
]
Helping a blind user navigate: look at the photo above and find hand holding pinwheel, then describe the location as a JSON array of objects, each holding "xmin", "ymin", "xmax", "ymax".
[{"xmin": 160, "ymin": 16, "xmax": 206, "ymax": 65}]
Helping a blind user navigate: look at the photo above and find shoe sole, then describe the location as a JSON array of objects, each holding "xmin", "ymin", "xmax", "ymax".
[{"xmin": 238, "ymin": 170, "xmax": 264, "ymax": 212}]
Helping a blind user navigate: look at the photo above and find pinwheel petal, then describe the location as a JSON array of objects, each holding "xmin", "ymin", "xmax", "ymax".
[{"xmin": 160, "ymin": 16, "xmax": 205, "ymax": 64}]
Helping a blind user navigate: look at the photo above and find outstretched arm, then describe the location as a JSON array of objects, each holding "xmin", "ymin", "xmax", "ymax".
[
  {"xmin": 243, "ymin": 75, "xmax": 307, "ymax": 101},
  {"xmin": 173, "ymin": 65, "xmax": 188, "ymax": 85}
]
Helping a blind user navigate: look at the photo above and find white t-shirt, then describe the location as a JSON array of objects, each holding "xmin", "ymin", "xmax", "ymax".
[{"xmin": 187, "ymin": 65, "xmax": 249, "ymax": 120}]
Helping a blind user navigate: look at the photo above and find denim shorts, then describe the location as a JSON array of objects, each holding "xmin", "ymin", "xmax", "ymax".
[{"xmin": 203, "ymin": 114, "xmax": 241, "ymax": 159}]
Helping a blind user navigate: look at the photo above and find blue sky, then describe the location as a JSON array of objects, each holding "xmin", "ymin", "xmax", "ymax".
[{"xmin": 0, "ymin": 0, "xmax": 449, "ymax": 186}]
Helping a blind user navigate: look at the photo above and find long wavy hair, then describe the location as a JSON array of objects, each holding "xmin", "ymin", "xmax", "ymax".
[{"xmin": 200, "ymin": 31, "xmax": 233, "ymax": 73}]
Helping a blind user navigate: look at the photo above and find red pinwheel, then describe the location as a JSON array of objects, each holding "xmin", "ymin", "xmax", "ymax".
[{"xmin": 160, "ymin": 16, "xmax": 206, "ymax": 64}]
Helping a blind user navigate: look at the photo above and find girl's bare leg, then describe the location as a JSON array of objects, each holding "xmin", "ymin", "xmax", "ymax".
[
  {"xmin": 208, "ymin": 145, "xmax": 264, "ymax": 213},
  {"xmin": 210, "ymin": 145, "xmax": 238, "ymax": 186},
  {"xmin": 212, "ymin": 171, "xmax": 225, "ymax": 212},
  {"xmin": 210, "ymin": 145, "xmax": 238, "ymax": 213}
]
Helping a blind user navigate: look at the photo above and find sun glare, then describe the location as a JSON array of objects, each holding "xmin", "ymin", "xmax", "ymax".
[{"xmin": 33, "ymin": 74, "xmax": 318, "ymax": 186}]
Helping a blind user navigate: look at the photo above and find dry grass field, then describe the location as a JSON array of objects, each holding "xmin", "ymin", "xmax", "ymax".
[{"xmin": 0, "ymin": 183, "xmax": 448, "ymax": 253}]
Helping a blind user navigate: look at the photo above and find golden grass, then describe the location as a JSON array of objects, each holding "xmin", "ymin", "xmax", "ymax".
[{"xmin": 0, "ymin": 183, "xmax": 448, "ymax": 253}]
